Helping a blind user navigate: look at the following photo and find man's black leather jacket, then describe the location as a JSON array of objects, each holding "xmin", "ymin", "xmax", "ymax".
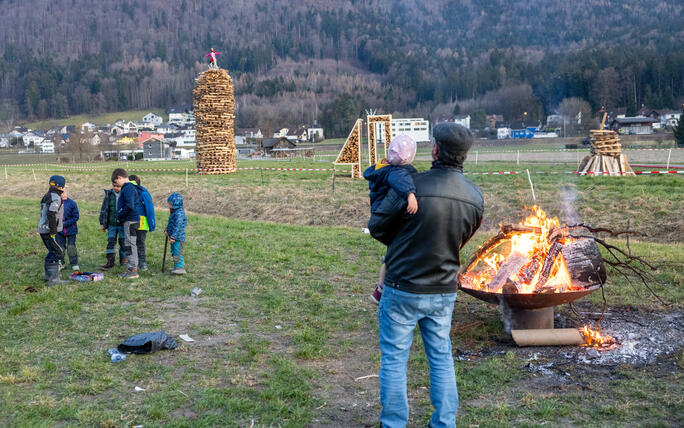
[{"xmin": 368, "ymin": 164, "xmax": 484, "ymax": 294}]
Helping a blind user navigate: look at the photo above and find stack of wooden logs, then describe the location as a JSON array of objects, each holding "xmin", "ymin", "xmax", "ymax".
[
  {"xmin": 334, "ymin": 119, "xmax": 362, "ymax": 178},
  {"xmin": 193, "ymin": 69, "xmax": 237, "ymax": 174},
  {"xmin": 367, "ymin": 115, "xmax": 392, "ymax": 165},
  {"xmin": 577, "ymin": 129, "xmax": 634, "ymax": 175}
]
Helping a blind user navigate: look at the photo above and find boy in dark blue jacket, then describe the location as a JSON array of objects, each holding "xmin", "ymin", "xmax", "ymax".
[
  {"xmin": 57, "ymin": 188, "xmax": 80, "ymax": 271},
  {"xmin": 128, "ymin": 175, "xmax": 155, "ymax": 272},
  {"xmin": 363, "ymin": 135, "xmax": 418, "ymax": 304},
  {"xmin": 165, "ymin": 193, "xmax": 187, "ymax": 275},
  {"xmin": 112, "ymin": 168, "xmax": 141, "ymax": 279}
]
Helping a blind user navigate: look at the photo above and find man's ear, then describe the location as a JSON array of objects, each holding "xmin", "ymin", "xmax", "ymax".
[{"xmin": 432, "ymin": 144, "xmax": 439, "ymax": 160}]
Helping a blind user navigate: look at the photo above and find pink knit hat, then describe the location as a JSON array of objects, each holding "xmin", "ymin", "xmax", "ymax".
[{"xmin": 388, "ymin": 135, "xmax": 416, "ymax": 165}]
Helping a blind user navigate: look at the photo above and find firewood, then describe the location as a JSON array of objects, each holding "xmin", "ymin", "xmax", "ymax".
[
  {"xmin": 367, "ymin": 115, "xmax": 392, "ymax": 165},
  {"xmin": 334, "ymin": 119, "xmax": 363, "ymax": 178},
  {"xmin": 560, "ymin": 238, "xmax": 606, "ymax": 287},
  {"xmin": 193, "ymin": 68, "xmax": 237, "ymax": 174},
  {"xmin": 487, "ymin": 252, "xmax": 530, "ymax": 293}
]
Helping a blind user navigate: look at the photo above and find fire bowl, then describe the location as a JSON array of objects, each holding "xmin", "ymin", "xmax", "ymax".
[{"xmin": 459, "ymin": 284, "xmax": 601, "ymax": 310}]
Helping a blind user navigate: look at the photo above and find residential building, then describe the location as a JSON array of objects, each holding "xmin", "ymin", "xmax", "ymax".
[
  {"xmin": 390, "ymin": 118, "xmax": 430, "ymax": 142},
  {"xmin": 41, "ymin": 141, "xmax": 55, "ymax": 153},
  {"xmin": 80, "ymin": 122, "xmax": 97, "ymax": 133},
  {"xmin": 0, "ymin": 135, "xmax": 9, "ymax": 148},
  {"xmin": 307, "ymin": 125, "xmax": 324, "ymax": 141},
  {"xmin": 261, "ymin": 137, "xmax": 296, "ymax": 155},
  {"xmin": 661, "ymin": 111, "xmax": 681, "ymax": 128},
  {"xmin": 167, "ymin": 106, "xmax": 194, "ymax": 126},
  {"xmin": 453, "ymin": 115, "xmax": 471, "ymax": 129},
  {"xmin": 138, "ymin": 131, "xmax": 164, "ymax": 148},
  {"xmin": 142, "ymin": 137, "xmax": 172, "ymax": 160},
  {"xmin": 142, "ymin": 112, "xmax": 163, "ymax": 126},
  {"xmin": 237, "ymin": 128, "xmax": 263, "ymax": 139},
  {"xmin": 610, "ymin": 117, "xmax": 655, "ymax": 135},
  {"xmin": 22, "ymin": 131, "xmax": 45, "ymax": 147}
]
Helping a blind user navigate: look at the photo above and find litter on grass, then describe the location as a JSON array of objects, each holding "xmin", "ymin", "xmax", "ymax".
[
  {"xmin": 71, "ymin": 272, "xmax": 104, "ymax": 282},
  {"xmin": 117, "ymin": 331, "xmax": 179, "ymax": 354},
  {"xmin": 179, "ymin": 334, "xmax": 195, "ymax": 343}
]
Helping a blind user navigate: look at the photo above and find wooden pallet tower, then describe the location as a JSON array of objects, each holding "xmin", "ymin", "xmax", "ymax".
[
  {"xmin": 367, "ymin": 114, "xmax": 392, "ymax": 165},
  {"xmin": 577, "ymin": 130, "xmax": 634, "ymax": 175},
  {"xmin": 193, "ymin": 68, "xmax": 237, "ymax": 174},
  {"xmin": 334, "ymin": 119, "xmax": 363, "ymax": 178}
]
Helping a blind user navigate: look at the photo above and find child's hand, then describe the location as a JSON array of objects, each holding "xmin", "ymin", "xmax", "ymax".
[
  {"xmin": 407, "ymin": 193, "xmax": 418, "ymax": 214},
  {"xmin": 164, "ymin": 230, "xmax": 168, "ymax": 237},
  {"xmin": 169, "ymin": 237, "xmax": 175, "ymax": 244},
  {"xmin": 101, "ymin": 225, "xmax": 106, "ymax": 231}
]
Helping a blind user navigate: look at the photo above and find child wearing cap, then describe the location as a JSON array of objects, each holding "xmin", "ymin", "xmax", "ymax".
[
  {"xmin": 38, "ymin": 175, "xmax": 70, "ymax": 286},
  {"xmin": 363, "ymin": 135, "xmax": 418, "ymax": 304},
  {"xmin": 57, "ymin": 188, "xmax": 80, "ymax": 271}
]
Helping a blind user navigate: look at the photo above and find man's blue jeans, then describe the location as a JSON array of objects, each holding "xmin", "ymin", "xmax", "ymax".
[{"xmin": 378, "ymin": 286, "xmax": 459, "ymax": 428}]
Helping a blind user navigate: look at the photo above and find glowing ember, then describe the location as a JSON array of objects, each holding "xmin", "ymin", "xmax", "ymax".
[
  {"xmin": 580, "ymin": 325, "xmax": 615, "ymax": 347},
  {"xmin": 460, "ymin": 206, "xmax": 582, "ymax": 294}
]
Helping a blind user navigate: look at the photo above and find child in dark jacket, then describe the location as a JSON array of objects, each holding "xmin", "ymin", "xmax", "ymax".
[
  {"xmin": 98, "ymin": 181, "xmax": 126, "ymax": 270},
  {"xmin": 57, "ymin": 188, "xmax": 80, "ymax": 271},
  {"xmin": 113, "ymin": 168, "xmax": 142, "ymax": 279},
  {"xmin": 363, "ymin": 135, "xmax": 418, "ymax": 304},
  {"xmin": 165, "ymin": 193, "xmax": 187, "ymax": 275}
]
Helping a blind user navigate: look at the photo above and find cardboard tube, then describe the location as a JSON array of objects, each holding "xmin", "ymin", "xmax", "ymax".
[{"xmin": 512, "ymin": 328, "xmax": 584, "ymax": 347}]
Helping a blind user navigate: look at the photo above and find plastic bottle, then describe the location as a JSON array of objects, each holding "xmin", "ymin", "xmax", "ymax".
[{"xmin": 108, "ymin": 347, "xmax": 126, "ymax": 363}]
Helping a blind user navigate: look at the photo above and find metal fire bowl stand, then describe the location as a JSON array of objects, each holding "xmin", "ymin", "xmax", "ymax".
[{"xmin": 459, "ymin": 285, "xmax": 601, "ymax": 330}]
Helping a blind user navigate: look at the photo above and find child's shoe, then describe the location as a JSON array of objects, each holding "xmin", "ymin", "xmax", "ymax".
[
  {"xmin": 72, "ymin": 265, "xmax": 80, "ymax": 271},
  {"xmin": 369, "ymin": 282, "xmax": 384, "ymax": 305},
  {"xmin": 139, "ymin": 263, "xmax": 149, "ymax": 272},
  {"xmin": 120, "ymin": 258, "xmax": 127, "ymax": 266},
  {"xmin": 171, "ymin": 267, "xmax": 186, "ymax": 275},
  {"xmin": 119, "ymin": 268, "xmax": 139, "ymax": 279}
]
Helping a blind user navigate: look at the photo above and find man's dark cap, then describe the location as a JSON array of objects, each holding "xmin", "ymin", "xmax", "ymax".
[{"xmin": 432, "ymin": 123, "xmax": 473, "ymax": 165}]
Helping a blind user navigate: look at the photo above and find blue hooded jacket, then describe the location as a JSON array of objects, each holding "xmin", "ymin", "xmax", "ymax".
[
  {"xmin": 62, "ymin": 198, "xmax": 79, "ymax": 236},
  {"xmin": 363, "ymin": 163, "xmax": 418, "ymax": 212},
  {"xmin": 134, "ymin": 184, "xmax": 156, "ymax": 231},
  {"xmin": 166, "ymin": 193, "xmax": 187, "ymax": 242},
  {"xmin": 117, "ymin": 181, "xmax": 142, "ymax": 224}
]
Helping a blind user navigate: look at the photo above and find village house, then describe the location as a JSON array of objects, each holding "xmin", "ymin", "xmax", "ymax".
[
  {"xmin": 307, "ymin": 122, "xmax": 324, "ymax": 141},
  {"xmin": 80, "ymin": 122, "xmax": 97, "ymax": 133},
  {"xmin": 661, "ymin": 111, "xmax": 681, "ymax": 128},
  {"xmin": 0, "ymin": 135, "xmax": 10, "ymax": 148},
  {"xmin": 167, "ymin": 106, "xmax": 194, "ymax": 126},
  {"xmin": 22, "ymin": 131, "xmax": 45, "ymax": 148},
  {"xmin": 610, "ymin": 116, "xmax": 655, "ymax": 135},
  {"xmin": 41, "ymin": 140, "xmax": 55, "ymax": 153},
  {"xmin": 142, "ymin": 136, "xmax": 172, "ymax": 160},
  {"xmin": 142, "ymin": 112, "xmax": 163, "ymax": 126},
  {"xmin": 237, "ymin": 128, "xmax": 263, "ymax": 139},
  {"xmin": 260, "ymin": 137, "xmax": 296, "ymax": 156},
  {"xmin": 138, "ymin": 131, "xmax": 164, "ymax": 148}
]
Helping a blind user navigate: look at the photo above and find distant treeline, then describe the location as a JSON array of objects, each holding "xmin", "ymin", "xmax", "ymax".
[{"xmin": 0, "ymin": 0, "xmax": 682, "ymax": 136}]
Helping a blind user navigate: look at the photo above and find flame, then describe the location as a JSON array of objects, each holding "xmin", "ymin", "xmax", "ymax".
[
  {"xmin": 580, "ymin": 325, "xmax": 615, "ymax": 347},
  {"xmin": 460, "ymin": 206, "xmax": 580, "ymax": 294}
]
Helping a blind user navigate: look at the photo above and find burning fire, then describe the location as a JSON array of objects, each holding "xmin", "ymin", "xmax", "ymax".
[
  {"xmin": 461, "ymin": 206, "xmax": 581, "ymax": 294},
  {"xmin": 580, "ymin": 325, "xmax": 615, "ymax": 347}
]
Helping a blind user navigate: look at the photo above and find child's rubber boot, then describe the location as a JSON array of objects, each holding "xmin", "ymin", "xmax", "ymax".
[
  {"xmin": 171, "ymin": 267, "xmax": 186, "ymax": 275},
  {"xmin": 46, "ymin": 262, "xmax": 70, "ymax": 287}
]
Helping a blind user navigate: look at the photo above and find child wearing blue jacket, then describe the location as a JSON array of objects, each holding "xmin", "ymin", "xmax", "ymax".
[
  {"xmin": 57, "ymin": 188, "xmax": 80, "ymax": 271},
  {"xmin": 128, "ymin": 175, "xmax": 155, "ymax": 272},
  {"xmin": 165, "ymin": 193, "xmax": 187, "ymax": 275}
]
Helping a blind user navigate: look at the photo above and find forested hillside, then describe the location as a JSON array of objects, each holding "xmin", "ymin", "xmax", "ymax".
[{"xmin": 0, "ymin": 0, "xmax": 682, "ymax": 135}]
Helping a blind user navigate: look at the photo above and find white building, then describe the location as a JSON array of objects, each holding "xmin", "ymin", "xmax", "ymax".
[
  {"xmin": 23, "ymin": 132, "xmax": 45, "ymax": 147},
  {"xmin": 142, "ymin": 112, "xmax": 163, "ymax": 126},
  {"xmin": 41, "ymin": 141, "xmax": 55, "ymax": 153},
  {"xmin": 307, "ymin": 126, "xmax": 324, "ymax": 141},
  {"xmin": 661, "ymin": 111, "xmax": 681, "ymax": 128},
  {"xmin": 453, "ymin": 115, "xmax": 471, "ymax": 130},
  {"xmin": 390, "ymin": 118, "xmax": 430, "ymax": 143},
  {"xmin": 497, "ymin": 128, "xmax": 511, "ymax": 140},
  {"xmin": 0, "ymin": 135, "xmax": 8, "ymax": 148},
  {"xmin": 80, "ymin": 122, "xmax": 97, "ymax": 133}
]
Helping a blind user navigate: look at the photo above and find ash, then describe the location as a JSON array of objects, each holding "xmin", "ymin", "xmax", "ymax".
[{"xmin": 560, "ymin": 309, "xmax": 683, "ymax": 366}]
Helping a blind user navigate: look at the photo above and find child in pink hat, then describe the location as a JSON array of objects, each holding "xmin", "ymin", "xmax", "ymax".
[{"xmin": 363, "ymin": 134, "xmax": 418, "ymax": 304}]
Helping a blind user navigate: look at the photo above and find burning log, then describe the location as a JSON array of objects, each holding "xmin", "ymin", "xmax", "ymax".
[
  {"xmin": 561, "ymin": 238, "xmax": 607, "ymax": 287},
  {"xmin": 487, "ymin": 252, "xmax": 530, "ymax": 293}
]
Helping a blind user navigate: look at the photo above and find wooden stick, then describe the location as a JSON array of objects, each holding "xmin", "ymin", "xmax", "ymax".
[{"xmin": 512, "ymin": 328, "xmax": 584, "ymax": 346}]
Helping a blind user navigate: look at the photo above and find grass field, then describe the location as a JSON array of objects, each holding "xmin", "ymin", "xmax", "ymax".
[{"xmin": 0, "ymin": 158, "xmax": 682, "ymax": 426}]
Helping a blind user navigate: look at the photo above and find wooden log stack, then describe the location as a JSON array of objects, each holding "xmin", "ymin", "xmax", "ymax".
[
  {"xmin": 577, "ymin": 130, "xmax": 634, "ymax": 175},
  {"xmin": 193, "ymin": 68, "xmax": 237, "ymax": 174},
  {"xmin": 367, "ymin": 114, "xmax": 392, "ymax": 166},
  {"xmin": 334, "ymin": 119, "xmax": 363, "ymax": 178}
]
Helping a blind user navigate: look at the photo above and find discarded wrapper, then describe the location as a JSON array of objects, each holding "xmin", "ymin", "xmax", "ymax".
[
  {"xmin": 70, "ymin": 272, "xmax": 104, "ymax": 282},
  {"xmin": 179, "ymin": 334, "xmax": 195, "ymax": 343}
]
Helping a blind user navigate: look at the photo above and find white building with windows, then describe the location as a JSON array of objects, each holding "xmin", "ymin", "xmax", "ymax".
[
  {"xmin": 142, "ymin": 112, "xmax": 163, "ymax": 126},
  {"xmin": 41, "ymin": 141, "xmax": 55, "ymax": 153},
  {"xmin": 390, "ymin": 118, "xmax": 430, "ymax": 143}
]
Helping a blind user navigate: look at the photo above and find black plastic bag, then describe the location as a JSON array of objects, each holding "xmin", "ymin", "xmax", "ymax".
[{"xmin": 117, "ymin": 331, "xmax": 179, "ymax": 354}]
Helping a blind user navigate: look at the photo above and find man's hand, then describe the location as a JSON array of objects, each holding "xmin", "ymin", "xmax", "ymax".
[{"xmin": 407, "ymin": 193, "xmax": 418, "ymax": 214}]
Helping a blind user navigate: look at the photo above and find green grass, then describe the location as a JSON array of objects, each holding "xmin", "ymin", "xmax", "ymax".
[
  {"xmin": 0, "ymin": 156, "xmax": 681, "ymax": 426},
  {"xmin": 22, "ymin": 109, "xmax": 167, "ymax": 130}
]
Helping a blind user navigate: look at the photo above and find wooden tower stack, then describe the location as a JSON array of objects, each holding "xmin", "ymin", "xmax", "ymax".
[
  {"xmin": 193, "ymin": 68, "xmax": 237, "ymax": 174},
  {"xmin": 577, "ymin": 130, "xmax": 634, "ymax": 175}
]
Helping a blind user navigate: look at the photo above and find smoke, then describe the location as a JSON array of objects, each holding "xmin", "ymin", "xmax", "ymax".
[
  {"xmin": 499, "ymin": 298, "xmax": 512, "ymax": 334},
  {"xmin": 560, "ymin": 186, "xmax": 581, "ymax": 225}
]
